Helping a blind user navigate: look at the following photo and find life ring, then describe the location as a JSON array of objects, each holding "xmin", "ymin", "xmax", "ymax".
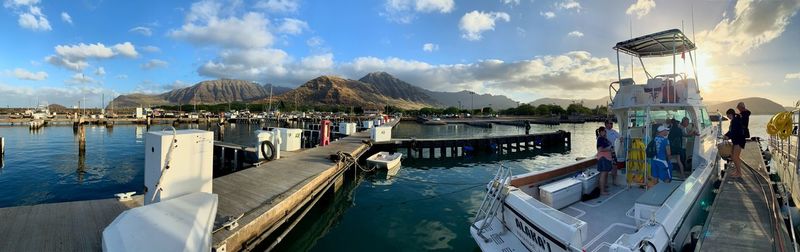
[{"xmin": 260, "ymin": 141, "xmax": 276, "ymax": 161}]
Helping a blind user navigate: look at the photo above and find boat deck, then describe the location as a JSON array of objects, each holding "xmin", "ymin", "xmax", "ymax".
[
  {"xmin": 697, "ymin": 141, "xmax": 792, "ymax": 252},
  {"xmin": 565, "ymin": 184, "xmax": 643, "ymax": 252}
]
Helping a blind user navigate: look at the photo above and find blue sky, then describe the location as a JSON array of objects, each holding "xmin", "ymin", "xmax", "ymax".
[{"xmin": 1, "ymin": 0, "xmax": 799, "ymax": 108}]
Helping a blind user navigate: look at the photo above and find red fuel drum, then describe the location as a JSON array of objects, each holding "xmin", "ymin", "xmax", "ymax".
[{"xmin": 320, "ymin": 120, "xmax": 331, "ymax": 146}]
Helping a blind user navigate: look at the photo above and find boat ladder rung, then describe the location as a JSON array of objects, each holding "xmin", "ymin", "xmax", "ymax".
[{"xmin": 472, "ymin": 165, "xmax": 512, "ymax": 241}]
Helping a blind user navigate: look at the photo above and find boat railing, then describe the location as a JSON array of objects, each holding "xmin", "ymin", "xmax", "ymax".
[
  {"xmin": 769, "ymin": 109, "xmax": 800, "ymax": 169},
  {"xmin": 609, "ymin": 73, "xmax": 700, "ymax": 108}
]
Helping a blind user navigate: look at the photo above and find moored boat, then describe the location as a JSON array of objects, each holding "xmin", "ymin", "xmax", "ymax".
[
  {"xmin": 366, "ymin": 151, "xmax": 403, "ymax": 174},
  {"xmin": 471, "ymin": 29, "xmax": 723, "ymax": 252}
]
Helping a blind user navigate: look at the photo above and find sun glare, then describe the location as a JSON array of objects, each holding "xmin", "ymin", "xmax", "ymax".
[{"xmin": 692, "ymin": 52, "xmax": 716, "ymax": 93}]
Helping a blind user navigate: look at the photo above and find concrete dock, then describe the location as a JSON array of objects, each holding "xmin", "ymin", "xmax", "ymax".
[{"xmin": 697, "ymin": 141, "xmax": 793, "ymax": 251}]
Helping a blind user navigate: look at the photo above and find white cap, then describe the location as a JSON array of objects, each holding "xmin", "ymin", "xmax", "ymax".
[{"xmin": 657, "ymin": 125, "xmax": 670, "ymax": 132}]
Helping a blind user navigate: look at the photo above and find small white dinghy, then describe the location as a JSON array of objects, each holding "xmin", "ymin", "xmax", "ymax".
[
  {"xmin": 102, "ymin": 192, "xmax": 219, "ymax": 252},
  {"xmin": 367, "ymin": 152, "xmax": 402, "ymax": 177}
]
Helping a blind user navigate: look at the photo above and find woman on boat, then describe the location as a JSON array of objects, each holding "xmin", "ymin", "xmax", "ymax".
[
  {"xmin": 652, "ymin": 125, "xmax": 672, "ymax": 183},
  {"xmin": 680, "ymin": 117, "xmax": 699, "ymax": 167},
  {"xmin": 596, "ymin": 126, "xmax": 614, "ymax": 195},
  {"xmin": 723, "ymin": 108, "xmax": 745, "ymax": 177}
]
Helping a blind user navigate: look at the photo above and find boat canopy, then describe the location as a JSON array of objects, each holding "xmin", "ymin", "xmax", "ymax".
[{"xmin": 613, "ymin": 29, "xmax": 696, "ymax": 58}]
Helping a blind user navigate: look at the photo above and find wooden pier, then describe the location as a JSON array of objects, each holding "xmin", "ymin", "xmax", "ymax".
[
  {"xmin": 697, "ymin": 140, "xmax": 794, "ymax": 251},
  {"xmin": 371, "ymin": 130, "xmax": 571, "ymax": 158}
]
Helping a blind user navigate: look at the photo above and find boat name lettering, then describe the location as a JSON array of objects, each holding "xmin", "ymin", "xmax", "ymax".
[{"xmin": 515, "ymin": 217, "xmax": 553, "ymax": 252}]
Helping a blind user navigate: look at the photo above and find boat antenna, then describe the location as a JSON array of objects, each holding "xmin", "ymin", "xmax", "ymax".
[
  {"xmin": 630, "ymin": 17, "xmax": 634, "ymax": 80},
  {"xmin": 691, "ymin": 4, "xmax": 700, "ymax": 83}
]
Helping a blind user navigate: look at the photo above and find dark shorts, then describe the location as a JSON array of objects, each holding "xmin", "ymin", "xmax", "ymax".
[
  {"xmin": 598, "ymin": 158, "xmax": 613, "ymax": 172},
  {"xmin": 732, "ymin": 138, "xmax": 746, "ymax": 148}
]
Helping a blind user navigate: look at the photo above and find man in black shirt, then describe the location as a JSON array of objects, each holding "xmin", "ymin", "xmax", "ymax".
[{"xmin": 737, "ymin": 102, "xmax": 751, "ymax": 138}]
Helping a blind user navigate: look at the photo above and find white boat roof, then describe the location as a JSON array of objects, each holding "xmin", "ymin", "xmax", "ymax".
[{"xmin": 613, "ymin": 29, "xmax": 696, "ymax": 57}]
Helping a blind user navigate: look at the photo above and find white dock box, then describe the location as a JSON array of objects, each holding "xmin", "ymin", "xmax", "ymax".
[
  {"xmin": 255, "ymin": 129, "xmax": 281, "ymax": 160},
  {"xmin": 539, "ymin": 178, "xmax": 582, "ymax": 209},
  {"xmin": 144, "ymin": 130, "xmax": 214, "ymax": 205},
  {"xmin": 575, "ymin": 169, "xmax": 599, "ymax": 195},
  {"xmin": 277, "ymin": 128, "xmax": 302, "ymax": 151},
  {"xmin": 362, "ymin": 120, "xmax": 374, "ymax": 129},
  {"xmin": 371, "ymin": 126, "xmax": 392, "ymax": 142},
  {"xmin": 339, "ymin": 122, "xmax": 357, "ymax": 135}
]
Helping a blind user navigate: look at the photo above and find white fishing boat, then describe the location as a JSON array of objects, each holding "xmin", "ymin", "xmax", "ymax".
[
  {"xmin": 367, "ymin": 152, "xmax": 402, "ymax": 175},
  {"xmin": 471, "ymin": 29, "xmax": 723, "ymax": 252}
]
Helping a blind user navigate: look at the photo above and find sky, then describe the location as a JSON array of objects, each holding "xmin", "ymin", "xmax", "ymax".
[{"xmin": 1, "ymin": 0, "xmax": 799, "ymax": 108}]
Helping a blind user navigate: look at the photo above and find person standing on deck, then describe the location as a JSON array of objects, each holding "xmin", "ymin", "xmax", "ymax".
[
  {"xmin": 667, "ymin": 119, "xmax": 686, "ymax": 178},
  {"xmin": 737, "ymin": 102, "xmax": 751, "ymax": 139},
  {"xmin": 724, "ymin": 108, "xmax": 746, "ymax": 178},
  {"xmin": 604, "ymin": 120, "xmax": 621, "ymax": 186},
  {"xmin": 596, "ymin": 127, "xmax": 614, "ymax": 195},
  {"xmin": 680, "ymin": 117, "xmax": 700, "ymax": 168},
  {"xmin": 651, "ymin": 125, "xmax": 672, "ymax": 183}
]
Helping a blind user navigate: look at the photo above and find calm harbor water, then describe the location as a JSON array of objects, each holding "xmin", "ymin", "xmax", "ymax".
[{"xmin": 0, "ymin": 115, "xmax": 772, "ymax": 251}]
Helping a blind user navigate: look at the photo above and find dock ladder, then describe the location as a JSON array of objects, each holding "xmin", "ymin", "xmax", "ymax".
[{"xmin": 471, "ymin": 164, "xmax": 512, "ymax": 242}]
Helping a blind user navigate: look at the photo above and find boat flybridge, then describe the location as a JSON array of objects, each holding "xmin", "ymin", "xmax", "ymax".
[{"xmin": 471, "ymin": 29, "xmax": 722, "ymax": 252}]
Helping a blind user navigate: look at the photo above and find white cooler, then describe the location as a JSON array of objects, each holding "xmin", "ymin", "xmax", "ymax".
[
  {"xmin": 575, "ymin": 169, "xmax": 599, "ymax": 195},
  {"xmin": 539, "ymin": 178, "xmax": 582, "ymax": 209}
]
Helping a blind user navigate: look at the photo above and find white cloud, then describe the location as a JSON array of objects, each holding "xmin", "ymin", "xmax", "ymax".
[
  {"xmin": 95, "ymin": 67, "xmax": 105, "ymax": 76},
  {"xmin": 3, "ymin": 0, "xmax": 40, "ymax": 8},
  {"xmin": 698, "ymin": 0, "xmax": 800, "ymax": 57},
  {"xmin": 129, "ymin": 26, "xmax": 152, "ymax": 36},
  {"xmin": 459, "ymin": 11, "xmax": 510, "ymax": 41},
  {"xmin": 45, "ymin": 55, "xmax": 88, "ymax": 71},
  {"xmin": 141, "ymin": 45, "xmax": 161, "ymax": 53},
  {"xmin": 198, "ymin": 48, "xmax": 290, "ymax": 80},
  {"xmin": 115, "ymin": 74, "xmax": 128, "ymax": 79},
  {"xmin": 307, "ymin": 36, "xmax": 324, "ymax": 48},
  {"xmin": 422, "ymin": 43, "xmax": 439, "ymax": 52},
  {"xmin": 141, "ymin": 59, "xmax": 169, "ymax": 70},
  {"xmin": 254, "ymin": 0, "xmax": 299, "ymax": 13},
  {"xmin": 501, "ymin": 0, "xmax": 520, "ymax": 6},
  {"xmin": 170, "ymin": 12, "xmax": 273, "ymax": 49},
  {"xmin": 567, "ymin": 30, "xmax": 584, "ymax": 37},
  {"xmin": 300, "ymin": 53, "xmax": 334, "ymax": 70},
  {"xmin": 556, "ymin": 0, "xmax": 581, "ymax": 12},
  {"xmin": 66, "ymin": 73, "xmax": 95, "ymax": 84},
  {"xmin": 338, "ymin": 51, "xmax": 617, "ymax": 98},
  {"xmin": 112, "ymin": 42, "xmax": 138, "ymax": 58},
  {"xmin": 276, "ymin": 18, "xmax": 308, "ymax": 35},
  {"xmin": 55, "ymin": 43, "xmax": 115, "ymax": 59},
  {"xmin": 17, "ymin": 6, "xmax": 51, "ymax": 31},
  {"xmin": 46, "ymin": 42, "xmax": 140, "ymax": 71},
  {"xmin": 0, "ymin": 82, "xmax": 119, "ymax": 107},
  {"xmin": 7, "ymin": 68, "xmax": 47, "ymax": 81},
  {"xmin": 786, "ymin": 72, "xmax": 800, "ymax": 80},
  {"xmin": 382, "ymin": 0, "xmax": 455, "ymax": 23},
  {"xmin": 625, "ymin": 0, "xmax": 655, "ymax": 19},
  {"xmin": 60, "ymin": 12, "xmax": 72, "ymax": 24},
  {"xmin": 540, "ymin": 11, "xmax": 555, "ymax": 19}
]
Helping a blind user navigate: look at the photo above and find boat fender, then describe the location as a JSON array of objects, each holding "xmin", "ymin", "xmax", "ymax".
[{"xmin": 260, "ymin": 140, "xmax": 277, "ymax": 161}]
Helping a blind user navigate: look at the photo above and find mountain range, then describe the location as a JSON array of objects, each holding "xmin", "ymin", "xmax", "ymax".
[
  {"xmin": 706, "ymin": 97, "xmax": 786, "ymax": 115},
  {"xmin": 110, "ymin": 72, "xmax": 518, "ymax": 110}
]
